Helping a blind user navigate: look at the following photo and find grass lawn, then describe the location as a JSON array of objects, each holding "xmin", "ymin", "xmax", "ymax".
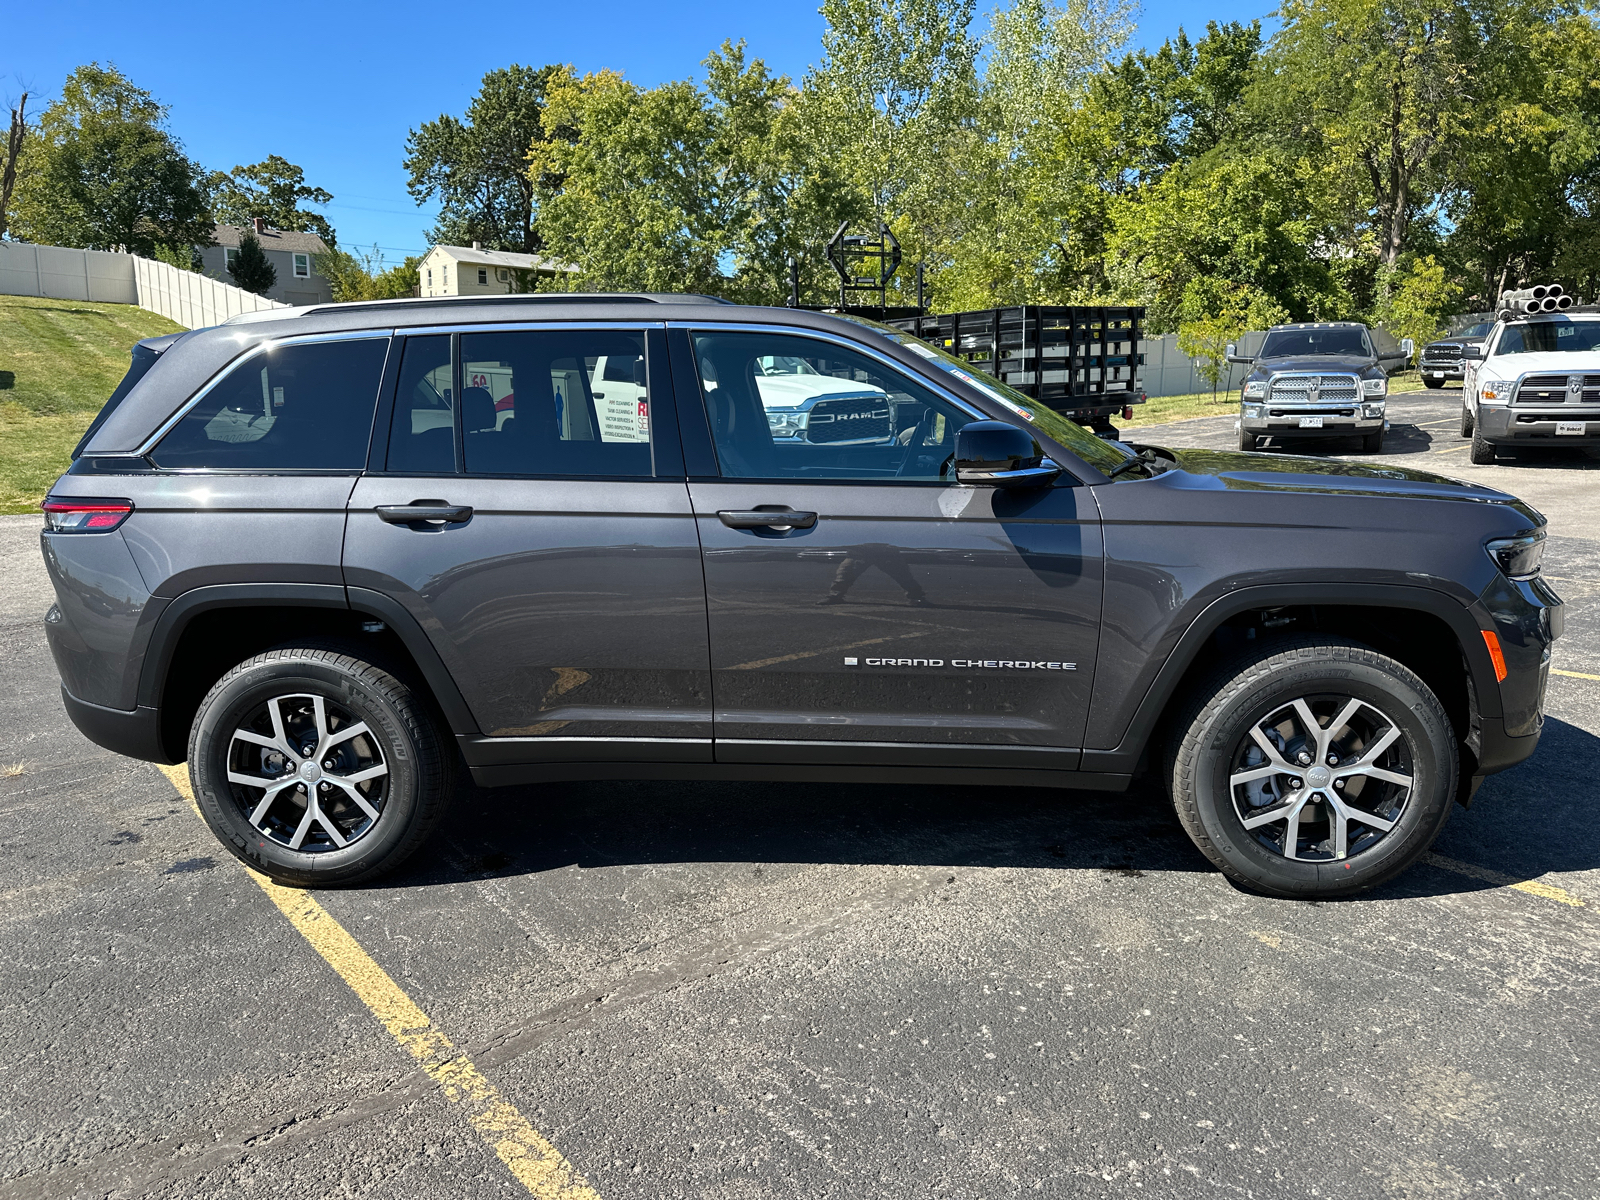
[
  {"xmin": 0, "ymin": 294, "xmax": 184, "ymax": 514},
  {"xmin": 1121, "ymin": 370, "xmax": 1431, "ymax": 429}
]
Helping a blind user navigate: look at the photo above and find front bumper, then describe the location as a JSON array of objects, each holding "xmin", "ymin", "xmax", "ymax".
[
  {"xmin": 1469, "ymin": 572, "xmax": 1563, "ymax": 785},
  {"xmin": 1476, "ymin": 405, "xmax": 1600, "ymax": 447},
  {"xmin": 1420, "ymin": 364, "xmax": 1465, "ymax": 382},
  {"xmin": 1242, "ymin": 411, "xmax": 1386, "ymax": 436}
]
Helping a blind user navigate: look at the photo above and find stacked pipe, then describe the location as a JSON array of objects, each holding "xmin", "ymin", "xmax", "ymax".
[{"xmin": 1500, "ymin": 284, "xmax": 1575, "ymax": 314}]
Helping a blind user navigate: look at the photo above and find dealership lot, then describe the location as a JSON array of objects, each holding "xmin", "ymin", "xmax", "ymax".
[{"xmin": 3, "ymin": 385, "xmax": 1598, "ymax": 1199}]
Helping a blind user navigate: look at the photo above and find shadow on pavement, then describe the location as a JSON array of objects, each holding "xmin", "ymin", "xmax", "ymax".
[{"xmin": 385, "ymin": 715, "xmax": 1598, "ymax": 902}]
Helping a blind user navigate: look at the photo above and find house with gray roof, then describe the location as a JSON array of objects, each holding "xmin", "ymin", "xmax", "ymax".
[{"xmin": 197, "ymin": 219, "xmax": 334, "ymax": 306}]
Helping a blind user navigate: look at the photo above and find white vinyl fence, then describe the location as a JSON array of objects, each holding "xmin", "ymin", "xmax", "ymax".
[
  {"xmin": 1141, "ymin": 329, "xmax": 1266, "ymax": 398},
  {"xmin": 0, "ymin": 241, "xmax": 286, "ymax": 329}
]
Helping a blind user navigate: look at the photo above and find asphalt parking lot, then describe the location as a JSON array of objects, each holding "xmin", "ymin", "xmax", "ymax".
[{"xmin": 3, "ymin": 383, "xmax": 1598, "ymax": 1199}]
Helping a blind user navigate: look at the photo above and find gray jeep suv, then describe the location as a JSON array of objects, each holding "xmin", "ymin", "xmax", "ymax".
[{"xmin": 41, "ymin": 295, "xmax": 1561, "ymax": 899}]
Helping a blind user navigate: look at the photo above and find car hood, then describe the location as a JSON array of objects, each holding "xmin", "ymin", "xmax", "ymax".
[
  {"xmin": 1486, "ymin": 351, "xmax": 1600, "ymax": 376},
  {"xmin": 1251, "ymin": 354, "xmax": 1379, "ymax": 377},
  {"xmin": 754, "ymin": 375, "xmax": 888, "ymax": 409},
  {"xmin": 1133, "ymin": 445, "xmax": 1542, "ymax": 520}
]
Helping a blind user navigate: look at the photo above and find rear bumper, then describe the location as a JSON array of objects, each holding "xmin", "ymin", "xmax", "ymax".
[
  {"xmin": 1477, "ymin": 406, "xmax": 1600, "ymax": 446},
  {"xmin": 59, "ymin": 687, "xmax": 175, "ymax": 764}
]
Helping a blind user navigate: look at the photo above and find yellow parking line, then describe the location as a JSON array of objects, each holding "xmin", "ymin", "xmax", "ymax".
[
  {"xmin": 1553, "ymin": 668, "xmax": 1600, "ymax": 681},
  {"xmin": 1429, "ymin": 442, "xmax": 1472, "ymax": 453},
  {"xmin": 157, "ymin": 764, "xmax": 600, "ymax": 1200},
  {"xmin": 1423, "ymin": 851, "xmax": 1585, "ymax": 907}
]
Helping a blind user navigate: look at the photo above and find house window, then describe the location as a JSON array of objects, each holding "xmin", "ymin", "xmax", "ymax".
[
  {"xmin": 477, "ymin": 268, "xmax": 488, "ymax": 285},
  {"xmin": 293, "ymin": 253, "xmax": 310, "ymax": 278},
  {"xmin": 426, "ymin": 268, "xmax": 433, "ymax": 290},
  {"xmin": 225, "ymin": 247, "xmax": 240, "ymax": 269},
  {"xmin": 497, "ymin": 269, "xmax": 510, "ymax": 282}
]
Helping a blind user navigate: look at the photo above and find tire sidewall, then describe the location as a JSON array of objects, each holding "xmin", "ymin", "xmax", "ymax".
[
  {"xmin": 1189, "ymin": 654, "xmax": 1454, "ymax": 897},
  {"xmin": 191, "ymin": 657, "xmax": 423, "ymax": 882}
]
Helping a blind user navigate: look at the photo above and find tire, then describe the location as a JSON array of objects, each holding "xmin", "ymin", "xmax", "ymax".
[
  {"xmin": 1238, "ymin": 428, "xmax": 1257, "ymax": 451},
  {"xmin": 1168, "ymin": 638, "xmax": 1456, "ymax": 899},
  {"xmin": 189, "ymin": 645, "xmax": 456, "ymax": 886},
  {"xmin": 1423, "ymin": 378, "xmax": 1443, "ymax": 389},
  {"xmin": 1469, "ymin": 430, "xmax": 1497, "ymax": 464},
  {"xmin": 1360, "ymin": 429, "xmax": 1384, "ymax": 454},
  {"xmin": 1460, "ymin": 401, "xmax": 1474, "ymax": 438}
]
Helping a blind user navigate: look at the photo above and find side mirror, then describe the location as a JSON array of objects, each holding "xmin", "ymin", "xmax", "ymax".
[
  {"xmin": 1225, "ymin": 343, "xmax": 1253, "ymax": 365},
  {"xmin": 1460, "ymin": 344, "xmax": 1483, "ymax": 361},
  {"xmin": 953, "ymin": 421, "xmax": 1061, "ymax": 488},
  {"xmin": 1400, "ymin": 337, "xmax": 1415, "ymax": 359}
]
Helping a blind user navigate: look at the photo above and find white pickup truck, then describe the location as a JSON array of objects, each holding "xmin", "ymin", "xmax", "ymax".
[{"xmin": 1461, "ymin": 308, "xmax": 1600, "ymax": 463}]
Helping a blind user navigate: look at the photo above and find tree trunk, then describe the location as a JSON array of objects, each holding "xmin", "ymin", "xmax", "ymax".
[{"xmin": 0, "ymin": 94, "xmax": 26, "ymax": 243}]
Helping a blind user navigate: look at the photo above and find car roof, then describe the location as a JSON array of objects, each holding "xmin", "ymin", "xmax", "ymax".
[{"xmin": 1266, "ymin": 322, "xmax": 1368, "ymax": 331}]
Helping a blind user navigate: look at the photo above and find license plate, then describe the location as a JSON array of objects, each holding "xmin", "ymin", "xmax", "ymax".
[
  {"xmin": 1298, "ymin": 417, "xmax": 1324, "ymax": 428},
  {"xmin": 1556, "ymin": 421, "xmax": 1586, "ymax": 436},
  {"xmin": 1428, "ymin": 371, "xmax": 1444, "ymax": 378}
]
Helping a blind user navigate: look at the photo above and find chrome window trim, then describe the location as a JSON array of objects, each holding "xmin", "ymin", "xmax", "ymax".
[
  {"xmin": 665, "ymin": 320, "xmax": 986, "ymax": 422},
  {"xmin": 128, "ymin": 328, "xmax": 395, "ymax": 458},
  {"xmin": 394, "ymin": 320, "xmax": 665, "ymax": 337}
]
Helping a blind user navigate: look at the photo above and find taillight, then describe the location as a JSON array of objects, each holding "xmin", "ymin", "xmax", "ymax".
[{"xmin": 42, "ymin": 497, "xmax": 134, "ymax": 533}]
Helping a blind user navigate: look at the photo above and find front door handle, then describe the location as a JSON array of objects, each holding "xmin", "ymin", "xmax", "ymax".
[
  {"xmin": 376, "ymin": 502, "xmax": 474, "ymax": 525},
  {"xmin": 717, "ymin": 509, "xmax": 818, "ymax": 531}
]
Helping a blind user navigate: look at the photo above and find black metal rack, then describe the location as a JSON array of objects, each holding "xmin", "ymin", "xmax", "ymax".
[{"xmin": 888, "ymin": 305, "xmax": 1146, "ymax": 431}]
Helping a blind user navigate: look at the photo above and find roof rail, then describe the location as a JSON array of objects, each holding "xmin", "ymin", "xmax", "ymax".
[{"xmin": 220, "ymin": 292, "xmax": 736, "ymax": 326}]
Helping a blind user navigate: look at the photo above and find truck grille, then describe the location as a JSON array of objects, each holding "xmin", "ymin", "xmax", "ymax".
[
  {"xmin": 804, "ymin": 395, "xmax": 893, "ymax": 444},
  {"xmin": 1423, "ymin": 345, "xmax": 1463, "ymax": 363},
  {"xmin": 1267, "ymin": 373, "xmax": 1360, "ymax": 405},
  {"xmin": 1516, "ymin": 374, "xmax": 1600, "ymax": 405}
]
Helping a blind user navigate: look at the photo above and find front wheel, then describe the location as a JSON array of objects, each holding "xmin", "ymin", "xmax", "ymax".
[
  {"xmin": 189, "ymin": 646, "xmax": 455, "ymax": 886},
  {"xmin": 1360, "ymin": 428, "xmax": 1385, "ymax": 454},
  {"xmin": 1423, "ymin": 377, "xmax": 1443, "ymax": 389},
  {"xmin": 1168, "ymin": 639, "xmax": 1456, "ymax": 899},
  {"xmin": 1238, "ymin": 428, "xmax": 1257, "ymax": 451},
  {"xmin": 1470, "ymin": 430, "xmax": 1497, "ymax": 464},
  {"xmin": 1460, "ymin": 401, "xmax": 1474, "ymax": 438}
]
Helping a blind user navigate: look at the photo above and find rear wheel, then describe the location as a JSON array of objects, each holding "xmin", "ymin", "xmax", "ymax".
[
  {"xmin": 189, "ymin": 646, "xmax": 455, "ymax": 886},
  {"xmin": 1168, "ymin": 639, "xmax": 1455, "ymax": 899},
  {"xmin": 1460, "ymin": 400, "xmax": 1474, "ymax": 437},
  {"xmin": 1470, "ymin": 430, "xmax": 1497, "ymax": 464}
]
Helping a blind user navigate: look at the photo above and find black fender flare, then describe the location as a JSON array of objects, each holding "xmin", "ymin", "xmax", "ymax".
[
  {"xmin": 135, "ymin": 582, "xmax": 479, "ymax": 739},
  {"xmin": 1081, "ymin": 582, "xmax": 1498, "ymax": 775}
]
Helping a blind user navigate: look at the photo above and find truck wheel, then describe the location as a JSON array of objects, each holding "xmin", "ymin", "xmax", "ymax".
[
  {"xmin": 1168, "ymin": 638, "xmax": 1455, "ymax": 899},
  {"xmin": 1238, "ymin": 428, "xmax": 1257, "ymax": 451},
  {"xmin": 1360, "ymin": 429, "xmax": 1385, "ymax": 454},
  {"xmin": 188, "ymin": 645, "xmax": 456, "ymax": 886},
  {"xmin": 1424, "ymin": 377, "xmax": 1443, "ymax": 389},
  {"xmin": 1460, "ymin": 401, "xmax": 1474, "ymax": 438},
  {"xmin": 1469, "ymin": 430, "xmax": 1497, "ymax": 464}
]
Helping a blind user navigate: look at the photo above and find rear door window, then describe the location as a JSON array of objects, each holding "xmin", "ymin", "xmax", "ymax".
[
  {"xmin": 386, "ymin": 335, "xmax": 456, "ymax": 473},
  {"xmin": 460, "ymin": 329, "xmax": 653, "ymax": 477},
  {"xmin": 152, "ymin": 338, "xmax": 389, "ymax": 470}
]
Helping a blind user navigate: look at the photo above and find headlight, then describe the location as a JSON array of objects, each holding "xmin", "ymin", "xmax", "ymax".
[
  {"xmin": 766, "ymin": 411, "xmax": 808, "ymax": 435},
  {"xmin": 1486, "ymin": 529, "xmax": 1546, "ymax": 580},
  {"xmin": 1243, "ymin": 381, "xmax": 1267, "ymax": 398},
  {"xmin": 1243, "ymin": 404, "xmax": 1263, "ymax": 417},
  {"xmin": 1362, "ymin": 378, "xmax": 1387, "ymax": 396},
  {"xmin": 1479, "ymin": 379, "xmax": 1515, "ymax": 402}
]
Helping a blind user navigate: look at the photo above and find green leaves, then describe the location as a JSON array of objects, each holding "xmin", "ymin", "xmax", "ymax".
[
  {"xmin": 211, "ymin": 155, "xmax": 336, "ymax": 247},
  {"xmin": 226, "ymin": 232, "xmax": 276, "ymax": 295}
]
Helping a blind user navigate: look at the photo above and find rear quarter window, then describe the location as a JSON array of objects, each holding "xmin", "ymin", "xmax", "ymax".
[{"xmin": 152, "ymin": 338, "xmax": 390, "ymax": 470}]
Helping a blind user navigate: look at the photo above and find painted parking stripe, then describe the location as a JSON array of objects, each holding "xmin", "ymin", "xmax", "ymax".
[
  {"xmin": 1423, "ymin": 851, "xmax": 1585, "ymax": 907},
  {"xmin": 157, "ymin": 764, "xmax": 601, "ymax": 1200},
  {"xmin": 1553, "ymin": 668, "xmax": 1600, "ymax": 681}
]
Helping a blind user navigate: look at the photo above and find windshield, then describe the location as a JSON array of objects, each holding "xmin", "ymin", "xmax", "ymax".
[
  {"xmin": 1462, "ymin": 322, "xmax": 1491, "ymax": 338},
  {"xmin": 837, "ymin": 316, "xmax": 1131, "ymax": 473},
  {"xmin": 1494, "ymin": 319, "xmax": 1600, "ymax": 355},
  {"xmin": 1259, "ymin": 327, "xmax": 1372, "ymax": 358},
  {"xmin": 756, "ymin": 355, "xmax": 820, "ymax": 376}
]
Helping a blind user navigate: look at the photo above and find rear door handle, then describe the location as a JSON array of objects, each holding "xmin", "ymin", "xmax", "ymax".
[
  {"xmin": 376, "ymin": 502, "xmax": 474, "ymax": 525},
  {"xmin": 717, "ymin": 509, "xmax": 818, "ymax": 531}
]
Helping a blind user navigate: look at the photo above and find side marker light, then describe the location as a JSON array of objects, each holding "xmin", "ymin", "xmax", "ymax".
[{"xmin": 1481, "ymin": 630, "xmax": 1508, "ymax": 682}]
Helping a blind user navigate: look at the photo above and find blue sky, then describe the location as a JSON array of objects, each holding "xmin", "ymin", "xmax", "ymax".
[{"xmin": 8, "ymin": 0, "xmax": 1272, "ymax": 262}]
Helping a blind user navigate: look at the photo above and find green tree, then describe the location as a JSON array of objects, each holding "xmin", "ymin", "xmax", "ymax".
[
  {"xmin": 211, "ymin": 155, "xmax": 336, "ymax": 246},
  {"xmin": 406, "ymin": 64, "xmax": 558, "ymax": 252},
  {"xmin": 1373, "ymin": 253, "xmax": 1461, "ymax": 348},
  {"xmin": 9, "ymin": 64, "xmax": 212, "ymax": 257},
  {"xmin": 227, "ymin": 231, "xmax": 276, "ymax": 294},
  {"xmin": 314, "ymin": 245, "xmax": 421, "ymax": 301},
  {"xmin": 1176, "ymin": 277, "xmax": 1287, "ymax": 389}
]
